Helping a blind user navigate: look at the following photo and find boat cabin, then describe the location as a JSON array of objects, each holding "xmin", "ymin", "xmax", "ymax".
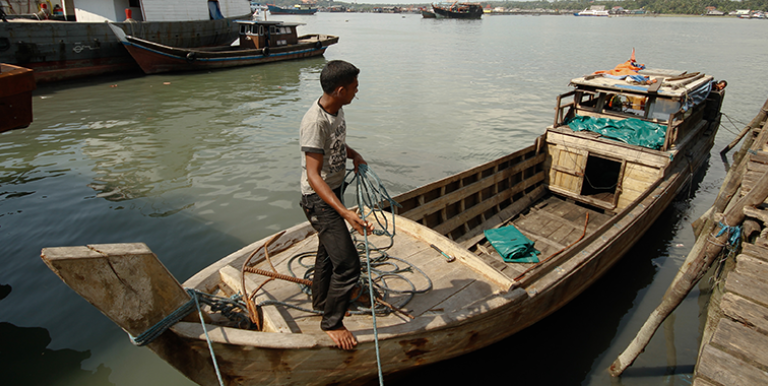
[
  {"xmin": 544, "ymin": 69, "xmax": 724, "ymax": 212},
  {"xmin": 237, "ymin": 20, "xmax": 303, "ymax": 49}
]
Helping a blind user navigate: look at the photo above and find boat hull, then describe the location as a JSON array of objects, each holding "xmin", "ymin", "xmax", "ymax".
[
  {"xmin": 266, "ymin": 5, "xmax": 317, "ymax": 15},
  {"xmin": 432, "ymin": 4, "xmax": 483, "ymax": 19},
  {"xmin": 0, "ymin": 63, "xmax": 35, "ymax": 133},
  {"xmin": 121, "ymin": 34, "xmax": 338, "ymax": 74},
  {"xmin": 0, "ymin": 16, "xmax": 248, "ymax": 83}
]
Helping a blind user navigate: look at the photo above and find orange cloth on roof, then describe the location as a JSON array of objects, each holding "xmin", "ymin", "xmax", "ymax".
[{"xmin": 593, "ymin": 59, "xmax": 645, "ymax": 76}]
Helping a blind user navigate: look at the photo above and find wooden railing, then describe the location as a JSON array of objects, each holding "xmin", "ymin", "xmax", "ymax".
[{"xmin": 392, "ymin": 140, "xmax": 546, "ymax": 241}]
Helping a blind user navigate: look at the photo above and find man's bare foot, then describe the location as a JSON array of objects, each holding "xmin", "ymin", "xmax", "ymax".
[{"xmin": 325, "ymin": 326, "xmax": 358, "ymax": 350}]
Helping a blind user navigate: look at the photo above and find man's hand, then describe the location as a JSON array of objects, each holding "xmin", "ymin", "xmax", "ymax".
[
  {"xmin": 342, "ymin": 209, "xmax": 374, "ymax": 235},
  {"xmin": 347, "ymin": 146, "xmax": 367, "ymax": 174}
]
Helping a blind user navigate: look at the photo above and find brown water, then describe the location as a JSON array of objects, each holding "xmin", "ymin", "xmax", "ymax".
[{"xmin": 1, "ymin": 12, "xmax": 766, "ymax": 386}]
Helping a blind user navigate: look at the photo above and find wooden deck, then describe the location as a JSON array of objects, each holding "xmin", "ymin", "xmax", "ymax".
[
  {"xmin": 470, "ymin": 194, "xmax": 613, "ymax": 280},
  {"xmin": 216, "ymin": 219, "xmax": 509, "ymax": 336}
]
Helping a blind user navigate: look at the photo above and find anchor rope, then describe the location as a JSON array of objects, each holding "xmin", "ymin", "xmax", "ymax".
[{"xmin": 128, "ymin": 289, "xmax": 251, "ymax": 347}]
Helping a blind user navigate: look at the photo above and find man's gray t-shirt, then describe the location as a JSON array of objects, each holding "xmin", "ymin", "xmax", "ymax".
[{"xmin": 300, "ymin": 100, "xmax": 347, "ymax": 195}]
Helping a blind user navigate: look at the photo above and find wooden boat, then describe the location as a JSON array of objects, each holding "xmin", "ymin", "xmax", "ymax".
[
  {"xmin": 431, "ymin": 2, "xmax": 483, "ymax": 19},
  {"xmin": 41, "ymin": 65, "xmax": 725, "ymax": 385},
  {"xmin": 109, "ymin": 20, "xmax": 338, "ymax": 75},
  {"xmin": 266, "ymin": 4, "xmax": 318, "ymax": 15},
  {"xmin": 0, "ymin": 0, "xmax": 249, "ymax": 83},
  {"xmin": 0, "ymin": 63, "xmax": 35, "ymax": 133},
  {"xmin": 421, "ymin": 10, "xmax": 437, "ymax": 18}
]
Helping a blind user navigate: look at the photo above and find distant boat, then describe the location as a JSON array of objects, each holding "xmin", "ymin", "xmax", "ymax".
[
  {"xmin": 431, "ymin": 2, "xmax": 483, "ymax": 19},
  {"xmin": 574, "ymin": 7, "xmax": 610, "ymax": 16},
  {"xmin": 0, "ymin": 0, "xmax": 250, "ymax": 83},
  {"xmin": 109, "ymin": 21, "xmax": 337, "ymax": 74},
  {"xmin": 267, "ymin": 4, "xmax": 318, "ymax": 15}
]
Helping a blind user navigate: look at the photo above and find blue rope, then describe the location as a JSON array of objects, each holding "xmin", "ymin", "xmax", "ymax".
[
  {"xmin": 128, "ymin": 289, "xmax": 241, "ymax": 386},
  {"xmin": 347, "ymin": 164, "xmax": 401, "ymax": 386},
  {"xmin": 716, "ymin": 222, "xmax": 742, "ymax": 249},
  {"xmin": 191, "ymin": 289, "xmax": 226, "ymax": 386},
  {"xmin": 129, "ymin": 292, "xmax": 197, "ymax": 346}
]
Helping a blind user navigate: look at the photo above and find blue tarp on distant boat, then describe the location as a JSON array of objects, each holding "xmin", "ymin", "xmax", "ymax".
[
  {"xmin": 566, "ymin": 115, "xmax": 668, "ymax": 150},
  {"xmin": 484, "ymin": 225, "xmax": 540, "ymax": 263}
]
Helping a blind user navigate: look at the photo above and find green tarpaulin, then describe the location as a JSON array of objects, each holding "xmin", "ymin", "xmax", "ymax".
[
  {"xmin": 484, "ymin": 225, "xmax": 540, "ymax": 263},
  {"xmin": 566, "ymin": 115, "xmax": 667, "ymax": 150}
]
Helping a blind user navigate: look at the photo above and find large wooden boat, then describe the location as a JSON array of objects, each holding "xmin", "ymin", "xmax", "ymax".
[
  {"xmin": 431, "ymin": 2, "xmax": 483, "ymax": 19},
  {"xmin": 41, "ymin": 65, "xmax": 725, "ymax": 385},
  {"xmin": 0, "ymin": 0, "xmax": 249, "ymax": 83},
  {"xmin": 110, "ymin": 20, "xmax": 338, "ymax": 75}
]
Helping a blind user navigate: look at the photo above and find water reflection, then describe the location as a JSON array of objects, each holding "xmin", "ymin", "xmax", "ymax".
[{"xmin": 0, "ymin": 284, "xmax": 113, "ymax": 386}]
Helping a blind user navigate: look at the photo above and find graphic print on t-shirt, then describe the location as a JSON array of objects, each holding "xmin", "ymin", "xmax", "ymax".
[{"xmin": 328, "ymin": 120, "xmax": 347, "ymax": 175}]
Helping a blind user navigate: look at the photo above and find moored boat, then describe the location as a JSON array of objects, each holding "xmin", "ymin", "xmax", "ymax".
[
  {"xmin": 266, "ymin": 4, "xmax": 317, "ymax": 15},
  {"xmin": 431, "ymin": 2, "xmax": 483, "ymax": 19},
  {"xmin": 110, "ymin": 20, "xmax": 338, "ymax": 75},
  {"xmin": 41, "ymin": 57, "xmax": 725, "ymax": 386},
  {"xmin": 575, "ymin": 6, "xmax": 611, "ymax": 16},
  {"xmin": 0, "ymin": 0, "xmax": 250, "ymax": 83},
  {"xmin": 0, "ymin": 63, "xmax": 35, "ymax": 133}
]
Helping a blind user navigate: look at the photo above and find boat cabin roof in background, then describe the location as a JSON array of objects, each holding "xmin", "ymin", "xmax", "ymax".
[{"xmin": 569, "ymin": 68, "xmax": 713, "ymax": 100}]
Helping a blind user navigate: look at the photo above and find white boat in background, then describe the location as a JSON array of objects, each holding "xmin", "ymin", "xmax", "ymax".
[
  {"xmin": 575, "ymin": 6, "xmax": 610, "ymax": 16},
  {"xmin": 0, "ymin": 0, "xmax": 250, "ymax": 83}
]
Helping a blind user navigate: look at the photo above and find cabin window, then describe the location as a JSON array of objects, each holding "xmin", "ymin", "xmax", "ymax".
[
  {"xmin": 581, "ymin": 154, "xmax": 621, "ymax": 203},
  {"xmin": 240, "ymin": 25, "xmax": 248, "ymax": 34},
  {"xmin": 647, "ymin": 98, "xmax": 681, "ymax": 121},
  {"xmin": 604, "ymin": 94, "xmax": 647, "ymax": 117},
  {"xmin": 259, "ymin": 25, "xmax": 264, "ymax": 36}
]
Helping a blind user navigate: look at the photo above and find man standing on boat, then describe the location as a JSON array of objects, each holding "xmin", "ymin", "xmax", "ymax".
[{"xmin": 299, "ymin": 60, "xmax": 372, "ymax": 350}]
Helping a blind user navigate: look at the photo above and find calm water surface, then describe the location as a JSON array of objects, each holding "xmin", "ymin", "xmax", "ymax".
[{"xmin": 1, "ymin": 13, "xmax": 767, "ymax": 386}]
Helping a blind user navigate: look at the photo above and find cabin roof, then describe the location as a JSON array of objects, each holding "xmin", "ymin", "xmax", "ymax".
[{"xmin": 569, "ymin": 68, "xmax": 714, "ymax": 99}]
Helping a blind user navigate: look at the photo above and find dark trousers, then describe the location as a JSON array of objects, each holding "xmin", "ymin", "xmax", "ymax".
[{"xmin": 300, "ymin": 187, "xmax": 360, "ymax": 331}]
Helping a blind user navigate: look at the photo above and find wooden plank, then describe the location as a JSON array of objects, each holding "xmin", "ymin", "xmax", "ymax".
[
  {"xmin": 721, "ymin": 292, "xmax": 768, "ymax": 335},
  {"xmin": 430, "ymin": 279, "xmax": 498, "ymax": 316},
  {"xmin": 546, "ymin": 129, "xmax": 668, "ymax": 169},
  {"xmin": 724, "ymin": 271, "xmax": 768, "ymax": 307},
  {"xmin": 734, "ymin": 254, "xmax": 768, "ymax": 283},
  {"xmin": 692, "ymin": 378, "xmax": 718, "ymax": 386},
  {"xmin": 219, "ymin": 265, "xmax": 294, "ymax": 334},
  {"xmin": 394, "ymin": 213, "xmax": 514, "ymax": 289},
  {"xmin": 710, "ymin": 318, "xmax": 768, "ymax": 371},
  {"xmin": 400, "ymin": 153, "xmax": 546, "ymax": 222},
  {"xmin": 744, "ymin": 206, "xmax": 768, "ymax": 225},
  {"xmin": 393, "ymin": 144, "xmax": 539, "ymax": 208},
  {"xmin": 456, "ymin": 185, "xmax": 547, "ymax": 248},
  {"xmin": 432, "ymin": 171, "xmax": 545, "ymax": 236},
  {"xmin": 742, "ymin": 242, "xmax": 768, "ymax": 263},
  {"xmin": 748, "ymin": 160, "xmax": 768, "ymax": 173},
  {"xmin": 624, "ymin": 161, "xmax": 662, "ymax": 183},
  {"xmin": 696, "ymin": 344, "xmax": 768, "ymax": 386}
]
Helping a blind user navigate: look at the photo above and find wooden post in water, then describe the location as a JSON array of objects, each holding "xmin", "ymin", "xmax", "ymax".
[{"xmin": 41, "ymin": 243, "xmax": 225, "ymax": 386}]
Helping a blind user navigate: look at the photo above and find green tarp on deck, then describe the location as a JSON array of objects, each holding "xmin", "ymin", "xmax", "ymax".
[
  {"xmin": 484, "ymin": 225, "xmax": 540, "ymax": 263},
  {"xmin": 566, "ymin": 115, "xmax": 667, "ymax": 150}
]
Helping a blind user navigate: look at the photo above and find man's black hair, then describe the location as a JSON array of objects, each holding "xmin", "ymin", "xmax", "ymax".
[{"xmin": 320, "ymin": 60, "xmax": 359, "ymax": 94}]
